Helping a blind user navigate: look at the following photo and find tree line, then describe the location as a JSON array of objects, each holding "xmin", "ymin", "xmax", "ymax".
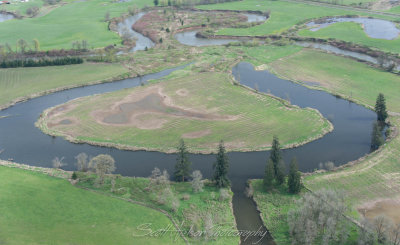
[{"xmin": 0, "ymin": 57, "xmax": 83, "ymax": 68}]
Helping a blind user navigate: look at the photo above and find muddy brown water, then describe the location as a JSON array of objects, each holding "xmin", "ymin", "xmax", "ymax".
[{"xmin": 0, "ymin": 62, "xmax": 377, "ymax": 244}]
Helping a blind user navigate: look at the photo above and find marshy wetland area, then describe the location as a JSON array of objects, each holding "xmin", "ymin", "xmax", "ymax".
[{"xmin": 1, "ymin": 0, "xmax": 400, "ymax": 244}]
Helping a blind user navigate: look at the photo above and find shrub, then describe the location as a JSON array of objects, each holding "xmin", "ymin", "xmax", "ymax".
[{"xmin": 219, "ymin": 189, "xmax": 230, "ymax": 201}]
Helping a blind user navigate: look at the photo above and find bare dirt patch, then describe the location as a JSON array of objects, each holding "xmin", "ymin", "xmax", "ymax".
[
  {"xmin": 358, "ymin": 198, "xmax": 400, "ymax": 224},
  {"xmin": 182, "ymin": 129, "xmax": 211, "ymax": 138},
  {"xmin": 91, "ymin": 86, "xmax": 237, "ymax": 129}
]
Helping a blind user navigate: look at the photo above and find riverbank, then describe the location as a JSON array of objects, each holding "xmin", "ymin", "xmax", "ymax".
[{"xmin": 304, "ymin": 116, "xmax": 400, "ymax": 221}]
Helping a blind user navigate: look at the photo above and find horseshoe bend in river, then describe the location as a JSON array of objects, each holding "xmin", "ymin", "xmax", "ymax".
[{"xmin": 0, "ymin": 62, "xmax": 376, "ymax": 244}]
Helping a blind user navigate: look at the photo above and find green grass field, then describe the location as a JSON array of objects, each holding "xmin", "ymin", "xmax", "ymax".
[
  {"xmin": 197, "ymin": 0, "xmax": 391, "ymax": 36},
  {"xmin": 0, "ymin": 0, "xmax": 152, "ymax": 50},
  {"xmin": 250, "ymin": 180, "xmax": 301, "ymax": 244},
  {"xmin": 299, "ymin": 21, "xmax": 400, "ymax": 54},
  {"xmin": 76, "ymin": 172, "xmax": 239, "ymax": 244},
  {"xmin": 0, "ymin": 165, "xmax": 186, "ymax": 245},
  {"xmin": 0, "ymin": 63, "xmax": 129, "ymax": 108},
  {"xmin": 304, "ymin": 116, "xmax": 400, "ymax": 219},
  {"xmin": 37, "ymin": 65, "xmax": 332, "ymax": 153},
  {"xmin": 1, "ymin": 0, "xmax": 45, "ymax": 16},
  {"xmin": 269, "ymin": 49, "xmax": 400, "ymax": 113}
]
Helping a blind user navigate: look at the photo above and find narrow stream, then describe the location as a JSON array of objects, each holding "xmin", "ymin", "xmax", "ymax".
[
  {"xmin": 0, "ymin": 60, "xmax": 376, "ymax": 244},
  {"xmin": 116, "ymin": 12, "xmax": 155, "ymax": 52}
]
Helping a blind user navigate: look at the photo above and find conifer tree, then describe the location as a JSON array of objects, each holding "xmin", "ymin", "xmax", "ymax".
[
  {"xmin": 174, "ymin": 139, "xmax": 191, "ymax": 182},
  {"xmin": 371, "ymin": 122, "xmax": 384, "ymax": 151},
  {"xmin": 375, "ymin": 93, "xmax": 388, "ymax": 122},
  {"xmin": 263, "ymin": 159, "xmax": 275, "ymax": 189},
  {"xmin": 270, "ymin": 136, "xmax": 282, "ymax": 175},
  {"xmin": 288, "ymin": 158, "xmax": 301, "ymax": 194},
  {"xmin": 276, "ymin": 160, "xmax": 286, "ymax": 185},
  {"xmin": 213, "ymin": 140, "xmax": 230, "ymax": 188}
]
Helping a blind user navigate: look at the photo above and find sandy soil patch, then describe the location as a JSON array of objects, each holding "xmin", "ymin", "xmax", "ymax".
[
  {"xmin": 182, "ymin": 129, "xmax": 211, "ymax": 138},
  {"xmin": 358, "ymin": 198, "xmax": 400, "ymax": 224},
  {"xmin": 91, "ymin": 86, "xmax": 238, "ymax": 129}
]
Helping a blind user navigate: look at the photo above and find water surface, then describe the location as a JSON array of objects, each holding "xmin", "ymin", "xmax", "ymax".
[
  {"xmin": 0, "ymin": 13, "xmax": 13, "ymax": 23},
  {"xmin": 117, "ymin": 13, "xmax": 155, "ymax": 52},
  {"xmin": 306, "ymin": 17, "xmax": 400, "ymax": 40}
]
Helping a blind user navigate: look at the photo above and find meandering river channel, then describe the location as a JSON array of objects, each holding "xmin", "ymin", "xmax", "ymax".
[
  {"xmin": 0, "ymin": 9, "xmax": 382, "ymax": 245},
  {"xmin": 0, "ymin": 59, "xmax": 376, "ymax": 244}
]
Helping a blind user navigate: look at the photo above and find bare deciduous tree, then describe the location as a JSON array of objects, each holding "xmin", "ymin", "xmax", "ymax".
[
  {"xmin": 373, "ymin": 215, "xmax": 393, "ymax": 244},
  {"xmin": 52, "ymin": 156, "xmax": 65, "ymax": 169},
  {"xmin": 288, "ymin": 189, "xmax": 350, "ymax": 244},
  {"xmin": 75, "ymin": 152, "xmax": 89, "ymax": 172},
  {"xmin": 191, "ymin": 170, "xmax": 203, "ymax": 193},
  {"xmin": 90, "ymin": 154, "xmax": 116, "ymax": 185}
]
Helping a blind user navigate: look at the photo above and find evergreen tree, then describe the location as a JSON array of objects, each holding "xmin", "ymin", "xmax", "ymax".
[
  {"xmin": 371, "ymin": 121, "xmax": 384, "ymax": 151},
  {"xmin": 276, "ymin": 160, "xmax": 286, "ymax": 185},
  {"xmin": 263, "ymin": 159, "xmax": 275, "ymax": 189},
  {"xmin": 270, "ymin": 136, "xmax": 282, "ymax": 175},
  {"xmin": 174, "ymin": 139, "xmax": 191, "ymax": 182},
  {"xmin": 375, "ymin": 93, "xmax": 388, "ymax": 122},
  {"xmin": 288, "ymin": 158, "xmax": 301, "ymax": 194},
  {"xmin": 213, "ymin": 140, "xmax": 230, "ymax": 188},
  {"xmin": 153, "ymin": 0, "xmax": 159, "ymax": 5}
]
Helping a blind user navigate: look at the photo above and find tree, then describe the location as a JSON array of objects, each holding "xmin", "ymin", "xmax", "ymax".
[
  {"xmin": 52, "ymin": 156, "xmax": 65, "ymax": 169},
  {"xmin": 17, "ymin": 39, "xmax": 28, "ymax": 53},
  {"xmin": 153, "ymin": 0, "xmax": 159, "ymax": 5},
  {"xmin": 288, "ymin": 189, "xmax": 350, "ymax": 244},
  {"xmin": 275, "ymin": 160, "xmax": 286, "ymax": 185},
  {"xmin": 263, "ymin": 159, "xmax": 275, "ymax": 189},
  {"xmin": 90, "ymin": 154, "xmax": 116, "ymax": 185},
  {"xmin": 71, "ymin": 172, "xmax": 78, "ymax": 180},
  {"xmin": 371, "ymin": 121, "xmax": 384, "ymax": 151},
  {"xmin": 373, "ymin": 215, "xmax": 393, "ymax": 244},
  {"xmin": 75, "ymin": 152, "xmax": 89, "ymax": 172},
  {"xmin": 174, "ymin": 139, "xmax": 191, "ymax": 182},
  {"xmin": 375, "ymin": 93, "xmax": 388, "ymax": 122},
  {"xmin": 150, "ymin": 167, "xmax": 170, "ymax": 186},
  {"xmin": 191, "ymin": 170, "xmax": 203, "ymax": 193},
  {"xmin": 33, "ymin": 39, "xmax": 40, "ymax": 52},
  {"xmin": 104, "ymin": 11, "xmax": 110, "ymax": 22},
  {"xmin": 270, "ymin": 136, "xmax": 282, "ymax": 175},
  {"xmin": 288, "ymin": 157, "xmax": 301, "ymax": 194},
  {"xmin": 213, "ymin": 140, "xmax": 230, "ymax": 188},
  {"xmin": 26, "ymin": 6, "xmax": 39, "ymax": 17}
]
